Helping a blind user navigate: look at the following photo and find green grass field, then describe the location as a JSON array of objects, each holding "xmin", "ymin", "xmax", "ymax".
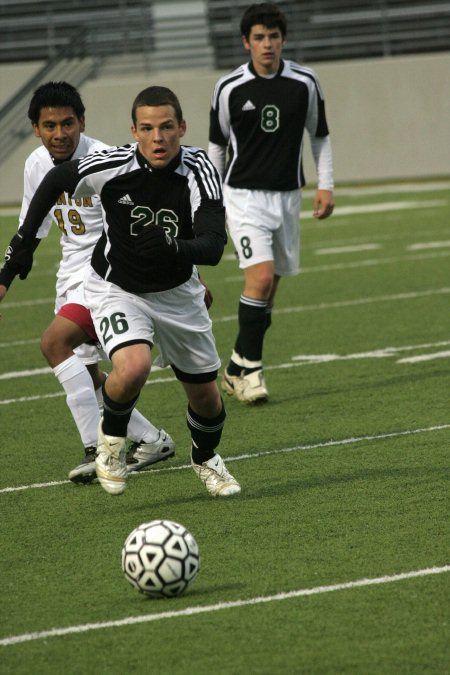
[{"xmin": 0, "ymin": 181, "xmax": 449, "ymax": 674}]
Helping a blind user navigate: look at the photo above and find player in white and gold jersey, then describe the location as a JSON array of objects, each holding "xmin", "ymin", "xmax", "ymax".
[{"xmin": 0, "ymin": 82, "xmax": 174, "ymax": 483}]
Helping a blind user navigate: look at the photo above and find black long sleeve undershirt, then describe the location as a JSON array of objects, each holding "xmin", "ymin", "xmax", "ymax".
[
  {"xmin": 0, "ymin": 164, "xmax": 76, "ymax": 289},
  {"xmin": 177, "ymin": 231, "xmax": 224, "ymax": 266},
  {"xmin": 20, "ymin": 162, "xmax": 78, "ymax": 240},
  {"xmin": 19, "ymin": 160, "xmax": 225, "ymax": 267}
]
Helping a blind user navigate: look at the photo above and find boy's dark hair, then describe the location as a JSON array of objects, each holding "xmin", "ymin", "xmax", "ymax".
[
  {"xmin": 28, "ymin": 81, "xmax": 85, "ymax": 124},
  {"xmin": 131, "ymin": 86, "xmax": 184, "ymax": 125},
  {"xmin": 240, "ymin": 3, "xmax": 287, "ymax": 39}
]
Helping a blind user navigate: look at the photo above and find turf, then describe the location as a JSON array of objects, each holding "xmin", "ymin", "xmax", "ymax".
[{"xmin": 0, "ymin": 182, "xmax": 449, "ymax": 674}]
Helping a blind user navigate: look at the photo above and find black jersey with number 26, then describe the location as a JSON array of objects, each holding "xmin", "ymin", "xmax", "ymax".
[
  {"xmin": 66, "ymin": 144, "xmax": 225, "ymax": 293},
  {"xmin": 209, "ymin": 59, "xmax": 330, "ymax": 191}
]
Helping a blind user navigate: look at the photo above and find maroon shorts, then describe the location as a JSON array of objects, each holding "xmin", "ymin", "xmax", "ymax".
[{"xmin": 58, "ymin": 303, "xmax": 98, "ymax": 341}]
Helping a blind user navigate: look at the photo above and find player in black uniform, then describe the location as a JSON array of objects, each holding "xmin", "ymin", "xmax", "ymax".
[
  {"xmin": 209, "ymin": 2, "xmax": 335, "ymax": 403},
  {"xmin": 4, "ymin": 86, "xmax": 241, "ymax": 497}
]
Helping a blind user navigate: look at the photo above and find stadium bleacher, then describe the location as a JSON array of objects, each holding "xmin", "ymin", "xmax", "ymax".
[
  {"xmin": 0, "ymin": 0, "xmax": 449, "ymax": 168},
  {"xmin": 0, "ymin": 0, "xmax": 154, "ymax": 62},
  {"xmin": 207, "ymin": 0, "xmax": 450, "ymax": 68}
]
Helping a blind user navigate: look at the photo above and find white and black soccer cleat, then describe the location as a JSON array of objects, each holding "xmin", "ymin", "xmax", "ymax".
[
  {"xmin": 126, "ymin": 429, "xmax": 175, "ymax": 472},
  {"xmin": 68, "ymin": 446, "xmax": 97, "ymax": 484}
]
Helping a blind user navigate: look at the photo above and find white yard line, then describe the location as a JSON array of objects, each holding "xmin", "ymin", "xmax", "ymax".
[
  {"xmin": 0, "ymin": 297, "xmax": 54, "ymax": 309},
  {"xmin": 313, "ymin": 239, "xmax": 448, "ymax": 258},
  {"xmin": 0, "ymin": 338, "xmax": 40, "ymax": 348},
  {"xmin": 291, "ymin": 340, "xmax": 450, "ymax": 364},
  {"xmin": 215, "ymin": 288, "xmax": 450, "ymax": 323},
  {"xmin": 224, "ymin": 250, "xmax": 450, "ymax": 280},
  {"xmin": 302, "ymin": 199, "xmax": 447, "ymax": 221},
  {"xmin": 1, "ymin": 422, "xmax": 448, "ymax": 495},
  {"xmin": 1, "ymin": 337, "xmax": 449, "ymax": 390},
  {"xmin": 0, "ymin": 372, "xmax": 174, "ymax": 397},
  {"xmin": 398, "ymin": 351, "xmax": 450, "ymax": 364},
  {"xmin": 315, "ymin": 243, "xmax": 382, "ymax": 255},
  {"xmin": 331, "ymin": 182, "xmax": 450, "ymax": 196},
  {"xmin": 0, "ymin": 367, "xmax": 51, "ymax": 380},
  {"xmin": 0, "ymin": 564, "xmax": 448, "ymax": 647},
  {"xmin": 406, "ymin": 241, "xmax": 450, "ymax": 251}
]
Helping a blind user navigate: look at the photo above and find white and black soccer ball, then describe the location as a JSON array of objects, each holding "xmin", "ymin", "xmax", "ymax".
[{"xmin": 122, "ymin": 520, "xmax": 200, "ymax": 598}]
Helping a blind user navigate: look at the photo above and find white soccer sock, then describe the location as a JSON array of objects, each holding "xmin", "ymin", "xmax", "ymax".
[
  {"xmin": 231, "ymin": 349, "xmax": 245, "ymax": 367},
  {"xmin": 53, "ymin": 355, "xmax": 99, "ymax": 448},
  {"xmin": 95, "ymin": 381, "xmax": 105, "ymax": 413},
  {"xmin": 127, "ymin": 408, "xmax": 160, "ymax": 444}
]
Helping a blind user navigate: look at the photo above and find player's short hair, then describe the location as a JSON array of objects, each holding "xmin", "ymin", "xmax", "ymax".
[
  {"xmin": 240, "ymin": 3, "xmax": 287, "ymax": 39},
  {"xmin": 131, "ymin": 86, "xmax": 184, "ymax": 125},
  {"xmin": 28, "ymin": 81, "xmax": 85, "ymax": 124}
]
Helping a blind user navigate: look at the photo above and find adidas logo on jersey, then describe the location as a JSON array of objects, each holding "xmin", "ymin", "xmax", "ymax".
[
  {"xmin": 242, "ymin": 100, "xmax": 256, "ymax": 111},
  {"xmin": 118, "ymin": 194, "xmax": 134, "ymax": 205}
]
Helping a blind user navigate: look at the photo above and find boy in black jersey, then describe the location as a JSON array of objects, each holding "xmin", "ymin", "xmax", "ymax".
[
  {"xmin": 4, "ymin": 86, "xmax": 240, "ymax": 498},
  {"xmin": 0, "ymin": 81, "xmax": 175, "ymax": 484},
  {"xmin": 209, "ymin": 3, "xmax": 335, "ymax": 403}
]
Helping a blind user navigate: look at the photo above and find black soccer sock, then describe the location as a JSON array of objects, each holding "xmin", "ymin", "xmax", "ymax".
[
  {"xmin": 228, "ymin": 301, "xmax": 272, "ymax": 376},
  {"xmin": 187, "ymin": 402, "xmax": 226, "ymax": 465},
  {"xmin": 102, "ymin": 384, "xmax": 139, "ymax": 437},
  {"xmin": 265, "ymin": 305, "xmax": 273, "ymax": 332},
  {"xmin": 237, "ymin": 295, "xmax": 268, "ymax": 373}
]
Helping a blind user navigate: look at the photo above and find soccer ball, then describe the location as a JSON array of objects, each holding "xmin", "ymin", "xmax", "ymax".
[{"xmin": 122, "ymin": 520, "xmax": 200, "ymax": 598}]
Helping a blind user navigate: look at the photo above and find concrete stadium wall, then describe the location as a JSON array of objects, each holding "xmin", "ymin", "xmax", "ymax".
[{"xmin": 0, "ymin": 52, "xmax": 449, "ymax": 204}]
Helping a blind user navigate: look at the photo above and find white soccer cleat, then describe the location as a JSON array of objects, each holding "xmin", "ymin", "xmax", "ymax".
[
  {"xmin": 223, "ymin": 368, "xmax": 269, "ymax": 404},
  {"xmin": 95, "ymin": 421, "xmax": 127, "ymax": 495},
  {"xmin": 126, "ymin": 429, "xmax": 176, "ymax": 472},
  {"xmin": 191, "ymin": 453, "xmax": 241, "ymax": 497}
]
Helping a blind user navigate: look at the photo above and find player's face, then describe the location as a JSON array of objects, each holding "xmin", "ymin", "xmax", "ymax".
[
  {"xmin": 131, "ymin": 105, "xmax": 186, "ymax": 169},
  {"xmin": 33, "ymin": 107, "xmax": 85, "ymax": 161},
  {"xmin": 243, "ymin": 24, "xmax": 285, "ymax": 75}
]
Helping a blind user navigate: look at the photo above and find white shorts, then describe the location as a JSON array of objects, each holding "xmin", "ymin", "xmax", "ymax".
[
  {"xmin": 223, "ymin": 185, "xmax": 302, "ymax": 276},
  {"xmin": 83, "ymin": 266, "xmax": 221, "ymax": 377},
  {"xmin": 54, "ymin": 282, "xmax": 102, "ymax": 366}
]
